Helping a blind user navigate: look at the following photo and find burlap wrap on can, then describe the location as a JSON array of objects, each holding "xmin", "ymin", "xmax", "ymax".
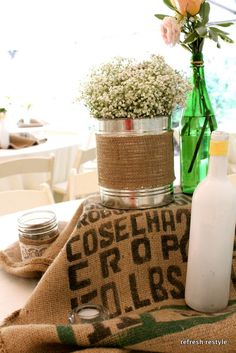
[
  {"xmin": 0, "ymin": 192, "xmax": 236, "ymax": 353},
  {"xmin": 96, "ymin": 132, "xmax": 174, "ymax": 189}
]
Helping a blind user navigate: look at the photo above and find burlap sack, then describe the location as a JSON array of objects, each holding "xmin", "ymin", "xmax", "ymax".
[{"xmin": 0, "ymin": 192, "xmax": 236, "ymax": 353}]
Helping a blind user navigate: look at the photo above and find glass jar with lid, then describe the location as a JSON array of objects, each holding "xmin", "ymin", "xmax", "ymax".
[{"xmin": 18, "ymin": 210, "xmax": 59, "ymax": 260}]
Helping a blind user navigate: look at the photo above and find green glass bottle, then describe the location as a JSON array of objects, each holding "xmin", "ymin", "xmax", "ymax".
[{"xmin": 180, "ymin": 52, "xmax": 217, "ymax": 194}]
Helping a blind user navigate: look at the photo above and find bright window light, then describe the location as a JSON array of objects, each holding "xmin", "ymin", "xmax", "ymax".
[{"xmin": 0, "ymin": 0, "xmax": 235, "ymax": 131}]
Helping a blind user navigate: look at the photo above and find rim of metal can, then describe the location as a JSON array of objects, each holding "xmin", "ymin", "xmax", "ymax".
[
  {"xmin": 99, "ymin": 184, "xmax": 174, "ymax": 209},
  {"xmin": 97, "ymin": 117, "xmax": 170, "ymax": 135}
]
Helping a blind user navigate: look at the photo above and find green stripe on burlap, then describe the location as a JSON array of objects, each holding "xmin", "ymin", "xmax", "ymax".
[
  {"xmin": 56, "ymin": 301, "xmax": 236, "ymax": 347},
  {"xmin": 116, "ymin": 310, "xmax": 235, "ymax": 347},
  {"xmin": 56, "ymin": 325, "xmax": 77, "ymax": 345}
]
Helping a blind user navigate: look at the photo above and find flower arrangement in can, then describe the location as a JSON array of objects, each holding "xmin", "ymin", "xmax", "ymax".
[{"xmin": 79, "ymin": 55, "xmax": 191, "ymax": 120}]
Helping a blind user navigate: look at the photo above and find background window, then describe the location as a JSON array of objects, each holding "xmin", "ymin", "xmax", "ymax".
[{"xmin": 0, "ymin": 0, "xmax": 235, "ymax": 134}]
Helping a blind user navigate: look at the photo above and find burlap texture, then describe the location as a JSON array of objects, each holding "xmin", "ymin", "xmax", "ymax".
[
  {"xmin": 0, "ymin": 192, "xmax": 236, "ymax": 353},
  {"xmin": 96, "ymin": 132, "xmax": 174, "ymax": 189}
]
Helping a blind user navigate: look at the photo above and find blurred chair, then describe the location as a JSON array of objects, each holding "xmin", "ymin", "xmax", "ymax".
[
  {"xmin": 84, "ymin": 131, "xmax": 96, "ymax": 149},
  {"xmin": 0, "ymin": 154, "xmax": 55, "ymax": 189},
  {"xmin": 0, "ymin": 183, "xmax": 55, "ymax": 216},
  {"xmin": 68, "ymin": 169, "xmax": 99, "ymax": 200},
  {"xmin": 228, "ymin": 174, "xmax": 236, "ymax": 188},
  {"xmin": 53, "ymin": 147, "xmax": 97, "ymax": 200}
]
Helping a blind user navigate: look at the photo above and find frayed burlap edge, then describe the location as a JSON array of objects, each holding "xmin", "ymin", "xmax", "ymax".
[
  {"xmin": 1, "ymin": 310, "xmax": 21, "ymax": 328},
  {"xmin": 0, "ymin": 250, "xmax": 52, "ymax": 278}
]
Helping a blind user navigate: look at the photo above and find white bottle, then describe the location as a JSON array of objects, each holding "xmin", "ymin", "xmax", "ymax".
[
  {"xmin": 185, "ymin": 131, "xmax": 236, "ymax": 313},
  {"xmin": 0, "ymin": 113, "xmax": 10, "ymax": 149}
]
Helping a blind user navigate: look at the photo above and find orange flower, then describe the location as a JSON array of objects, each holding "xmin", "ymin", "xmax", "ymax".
[
  {"xmin": 186, "ymin": 0, "xmax": 204, "ymax": 16},
  {"xmin": 171, "ymin": 0, "xmax": 188, "ymax": 16},
  {"xmin": 172, "ymin": 0, "xmax": 204, "ymax": 16}
]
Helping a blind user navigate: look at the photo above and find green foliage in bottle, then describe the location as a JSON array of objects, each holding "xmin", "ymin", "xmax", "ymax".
[
  {"xmin": 155, "ymin": 0, "xmax": 234, "ymax": 193},
  {"xmin": 180, "ymin": 52, "xmax": 217, "ymax": 194}
]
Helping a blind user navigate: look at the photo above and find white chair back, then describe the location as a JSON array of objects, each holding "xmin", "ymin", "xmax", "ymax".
[
  {"xmin": 0, "ymin": 183, "xmax": 55, "ymax": 216},
  {"xmin": 73, "ymin": 147, "xmax": 97, "ymax": 172},
  {"xmin": 228, "ymin": 174, "xmax": 236, "ymax": 188},
  {"xmin": 0, "ymin": 154, "xmax": 55, "ymax": 188},
  {"xmin": 53, "ymin": 148, "xmax": 97, "ymax": 201},
  {"xmin": 68, "ymin": 168, "xmax": 99, "ymax": 200}
]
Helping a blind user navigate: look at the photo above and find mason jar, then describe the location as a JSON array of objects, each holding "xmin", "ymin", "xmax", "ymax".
[{"xmin": 18, "ymin": 210, "xmax": 59, "ymax": 260}]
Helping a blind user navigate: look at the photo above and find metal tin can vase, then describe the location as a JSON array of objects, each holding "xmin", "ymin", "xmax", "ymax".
[{"xmin": 96, "ymin": 117, "xmax": 175, "ymax": 209}]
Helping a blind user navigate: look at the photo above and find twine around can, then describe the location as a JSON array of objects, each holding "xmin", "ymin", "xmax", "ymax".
[{"xmin": 96, "ymin": 131, "xmax": 174, "ymax": 190}]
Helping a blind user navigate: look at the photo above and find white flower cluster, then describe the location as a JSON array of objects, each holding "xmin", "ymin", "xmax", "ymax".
[{"xmin": 80, "ymin": 55, "xmax": 191, "ymax": 119}]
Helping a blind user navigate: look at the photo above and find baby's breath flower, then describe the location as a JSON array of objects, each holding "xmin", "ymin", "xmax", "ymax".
[{"xmin": 79, "ymin": 55, "xmax": 191, "ymax": 119}]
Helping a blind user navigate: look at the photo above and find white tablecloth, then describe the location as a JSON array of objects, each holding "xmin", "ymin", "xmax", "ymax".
[
  {"xmin": 0, "ymin": 130, "xmax": 81, "ymax": 190},
  {"xmin": 0, "ymin": 199, "xmax": 82, "ymax": 323}
]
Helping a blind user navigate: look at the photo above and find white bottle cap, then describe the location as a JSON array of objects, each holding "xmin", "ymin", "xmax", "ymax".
[
  {"xmin": 211, "ymin": 131, "xmax": 229, "ymax": 141},
  {"xmin": 210, "ymin": 131, "xmax": 229, "ymax": 156}
]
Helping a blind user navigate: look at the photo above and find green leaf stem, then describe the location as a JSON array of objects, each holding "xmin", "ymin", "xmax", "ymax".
[
  {"xmin": 195, "ymin": 26, "xmax": 208, "ymax": 37},
  {"xmin": 218, "ymin": 34, "xmax": 234, "ymax": 43},
  {"xmin": 209, "ymin": 26, "xmax": 229, "ymax": 35},
  {"xmin": 183, "ymin": 31, "xmax": 198, "ymax": 44},
  {"xmin": 208, "ymin": 28, "xmax": 218, "ymax": 43},
  {"xmin": 180, "ymin": 43, "xmax": 192, "ymax": 52},
  {"xmin": 163, "ymin": 0, "xmax": 176, "ymax": 11},
  {"xmin": 188, "ymin": 116, "xmax": 208, "ymax": 173},
  {"xmin": 199, "ymin": 39, "xmax": 205, "ymax": 52},
  {"xmin": 217, "ymin": 22, "xmax": 234, "ymax": 27},
  {"xmin": 154, "ymin": 14, "xmax": 169, "ymax": 20},
  {"xmin": 199, "ymin": 2, "xmax": 210, "ymax": 25}
]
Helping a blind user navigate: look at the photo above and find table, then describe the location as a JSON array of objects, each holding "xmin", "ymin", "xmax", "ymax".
[
  {"xmin": 0, "ymin": 199, "xmax": 82, "ymax": 323},
  {"xmin": 0, "ymin": 130, "xmax": 81, "ymax": 190}
]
